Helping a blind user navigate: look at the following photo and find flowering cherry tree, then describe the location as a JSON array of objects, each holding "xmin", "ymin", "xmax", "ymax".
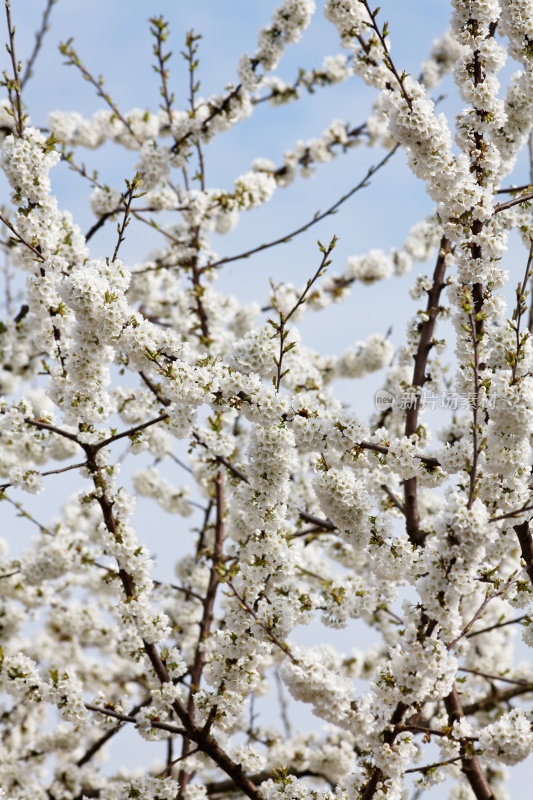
[{"xmin": 3, "ymin": 0, "xmax": 533, "ymax": 798}]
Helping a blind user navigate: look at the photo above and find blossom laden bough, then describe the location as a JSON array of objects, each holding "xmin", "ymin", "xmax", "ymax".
[{"xmin": 2, "ymin": 2, "xmax": 533, "ymax": 800}]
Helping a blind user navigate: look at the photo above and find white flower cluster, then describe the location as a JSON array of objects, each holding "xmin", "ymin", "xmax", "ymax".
[
  {"xmin": 239, "ymin": 0, "xmax": 317, "ymax": 83},
  {"xmin": 478, "ymin": 709, "xmax": 533, "ymax": 765},
  {"xmin": 280, "ymin": 644, "xmax": 355, "ymax": 727},
  {"xmin": 260, "ymin": 53, "xmax": 354, "ymax": 106},
  {"xmin": 314, "ymin": 466, "xmax": 372, "ymax": 547},
  {"xmin": 262, "ymin": 117, "xmax": 363, "ymax": 185},
  {"xmin": 324, "ymin": 0, "xmax": 390, "ymax": 88},
  {"xmin": 48, "ymin": 107, "xmax": 161, "ymax": 149},
  {"xmin": 422, "ymin": 29, "xmax": 468, "ymax": 88},
  {"xmin": 133, "ymin": 467, "xmax": 193, "ymax": 516},
  {"xmin": 1, "ymin": 129, "xmax": 59, "ymax": 204}
]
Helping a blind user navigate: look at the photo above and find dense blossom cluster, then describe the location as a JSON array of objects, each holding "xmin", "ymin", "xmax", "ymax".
[{"xmin": 2, "ymin": 2, "xmax": 533, "ymax": 800}]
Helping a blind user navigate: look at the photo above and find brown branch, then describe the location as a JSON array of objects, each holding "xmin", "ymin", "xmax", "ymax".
[
  {"xmin": 458, "ymin": 666, "xmax": 533, "ymax": 687},
  {"xmin": 462, "ymin": 684, "xmax": 533, "ymax": 716},
  {"xmin": 85, "ymin": 211, "xmax": 114, "ymax": 242},
  {"xmin": 493, "ymin": 191, "xmax": 533, "ymax": 213},
  {"xmin": 192, "ymin": 433, "xmax": 250, "ymax": 483},
  {"xmin": 4, "ymin": 0, "xmax": 24, "ymax": 136},
  {"xmin": 0, "ymin": 460, "xmax": 86, "ymax": 491},
  {"xmin": 112, "ymin": 173, "xmax": 143, "ymax": 263},
  {"xmin": 510, "ymin": 240, "xmax": 533, "ymax": 384},
  {"xmin": 359, "ymin": 703, "xmax": 408, "ymax": 799},
  {"xmin": 399, "ymin": 723, "xmax": 456, "ymax": 739},
  {"xmin": 13, "ymin": 303, "xmax": 29, "ymax": 323},
  {"xmin": 24, "ymin": 417, "xmax": 81, "ymax": 444},
  {"xmin": 297, "ymin": 510, "xmax": 336, "ymax": 531},
  {"xmin": 85, "ymin": 703, "xmax": 186, "ymax": 735},
  {"xmin": 404, "ymin": 755, "xmax": 463, "ymax": 775},
  {"xmin": 190, "ymin": 245, "xmax": 211, "ymax": 344},
  {"xmin": 78, "ymin": 699, "xmax": 150, "ymax": 766},
  {"xmin": 194, "ymin": 470, "xmax": 224, "ymax": 687},
  {"xmin": 358, "ymin": 439, "xmax": 440, "ymax": 468},
  {"xmin": 227, "ymin": 578, "xmax": 296, "ymax": 663},
  {"xmin": 178, "ymin": 470, "xmax": 225, "ymax": 798},
  {"xmin": 444, "ymin": 687, "xmax": 495, "ymax": 800},
  {"xmin": 403, "ymin": 236, "xmax": 451, "ymax": 547},
  {"xmin": 92, "ymin": 560, "xmax": 204, "ymax": 602},
  {"xmin": 0, "ymin": 213, "xmax": 45, "ymax": 262},
  {"xmin": 156, "ymin": 746, "xmax": 200, "ymax": 779},
  {"xmin": 490, "ymin": 503, "xmax": 533, "ymax": 523},
  {"xmin": 360, "ymin": 1, "xmax": 412, "ymax": 109},
  {"xmin": 515, "ymin": 520, "xmax": 533, "ymax": 588},
  {"xmin": 139, "ymin": 370, "xmax": 171, "ymax": 406},
  {"xmin": 0, "ymin": 569, "xmax": 19, "ymax": 579},
  {"xmin": 270, "ymin": 123, "xmax": 365, "ymax": 180},
  {"xmin": 93, "ymin": 413, "xmax": 169, "ymax": 452},
  {"xmin": 171, "ymin": 82, "xmax": 248, "ymax": 155},
  {"xmin": 381, "ymin": 483, "xmax": 405, "ymax": 514},
  {"xmin": 84, "ymin": 451, "xmax": 262, "ymax": 800},
  {"xmin": 496, "ymin": 183, "xmax": 533, "ymax": 194},
  {"xmin": 466, "ymin": 614, "xmax": 526, "ymax": 639},
  {"xmin": 206, "ymin": 770, "xmax": 331, "ymax": 797}
]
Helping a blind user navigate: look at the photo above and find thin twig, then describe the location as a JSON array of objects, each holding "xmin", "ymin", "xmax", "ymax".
[
  {"xmin": 112, "ymin": 173, "xmax": 144, "ymax": 262},
  {"xmin": 496, "ymin": 183, "xmax": 533, "ymax": 194},
  {"xmin": 0, "ymin": 214, "xmax": 44, "ymax": 262},
  {"xmin": 150, "ymin": 16, "xmax": 175, "ymax": 127},
  {"xmin": 404, "ymin": 755, "xmax": 463, "ymax": 775},
  {"xmin": 466, "ymin": 614, "xmax": 526, "ymax": 638},
  {"xmin": 85, "ymin": 703, "xmax": 187, "ymax": 735},
  {"xmin": 156, "ymin": 746, "xmax": 200, "ymax": 778},
  {"xmin": 226, "ymin": 579, "xmax": 296, "ymax": 662},
  {"xmin": 24, "ymin": 417, "xmax": 81, "ymax": 444},
  {"xmin": 381, "ymin": 483, "xmax": 405, "ymax": 514},
  {"xmin": 0, "ymin": 493, "xmax": 55, "ymax": 536},
  {"xmin": 93, "ymin": 413, "xmax": 169, "ymax": 452},
  {"xmin": 493, "ymin": 191, "xmax": 533, "ymax": 213},
  {"xmin": 272, "ymin": 237, "xmax": 337, "ymax": 391},
  {"xmin": 0, "ymin": 460, "xmax": 86, "ymax": 491},
  {"xmin": 446, "ymin": 568, "xmax": 525, "ymax": 650},
  {"xmin": 458, "ymin": 666, "xmax": 533, "ymax": 687},
  {"xmin": 77, "ymin": 699, "xmax": 150, "ymax": 767},
  {"xmin": 20, "ymin": 0, "xmax": 57, "ymax": 89},
  {"xmin": 4, "ymin": 0, "xmax": 24, "ymax": 136},
  {"xmin": 510, "ymin": 239, "xmax": 533, "ymax": 384},
  {"xmin": 360, "ymin": 1, "xmax": 412, "ymax": 108},
  {"xmin": 297, "ymin": 509, "xmax": 336, "ymax": 531},
  {"xmin": 489, "ymin": 503, "xmax": 533, "ymax": 523},
  {"xmin": 59, "ymin": 39, "xmax": 142, "ymax": 146},
  {"xmin": 200, "ymin": 145, "xmax": 399, "ymax": 273}
]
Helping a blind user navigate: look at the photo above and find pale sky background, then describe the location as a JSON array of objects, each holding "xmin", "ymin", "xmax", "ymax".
[{"xmin": 2, "ymin": 1, "xmax": 533, "ymax": 796}]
